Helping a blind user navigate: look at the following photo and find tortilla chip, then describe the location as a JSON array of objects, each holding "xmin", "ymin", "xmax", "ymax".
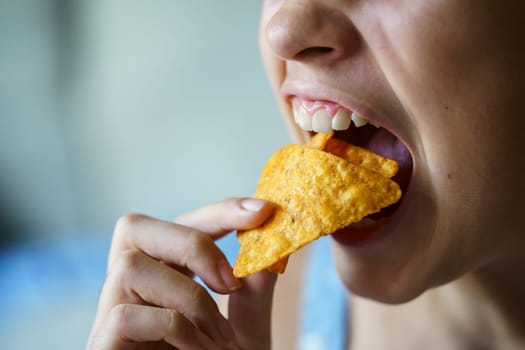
[
  {"xmin": 309, "ymin": 133, "xmax": 399, "ymax": 178},
  {"xmin": 233, "ymin": 143, "xmax": 401, "ymax": 278},
  {"xmin": 306, "ymin": 131, "xmax": 334, "ymax": 150}
]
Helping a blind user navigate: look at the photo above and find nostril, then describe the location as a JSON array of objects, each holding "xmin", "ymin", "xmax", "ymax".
[
  {"xmin": 265, "ymin": 3, "xmax": 359, "ymax": 63},
  {"xmin": 295, "ymin": 46, "xmax": 335, "ymax": 60}
]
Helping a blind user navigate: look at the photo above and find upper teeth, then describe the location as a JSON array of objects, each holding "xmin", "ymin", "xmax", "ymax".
[
  {"xmin": 333, "ymin": 109, "xmax": 352, "ymax": 130},
  {"xmin": 294, "ymin": 106, "xmax": 313, "ymax": 131},
  {"xmin": 351, "ymin": 112, "xmax": 368, "ymax": 128},
  {"xmin": 293, "ymin": 105, "xmax": 370, "ymax": 132},
  {"xmin": 312, "ymin": 109, "xmax": 332, "ymax": 134}
]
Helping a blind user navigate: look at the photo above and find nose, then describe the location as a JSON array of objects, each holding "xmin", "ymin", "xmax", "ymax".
[{"xmin": 264, "ymin": 2, "xmax": 359, "ymax": 64}]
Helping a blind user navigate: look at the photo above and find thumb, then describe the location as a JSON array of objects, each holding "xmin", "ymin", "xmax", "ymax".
[{"xmin": 228, "ymin": 271, "xmax": 278, "ymax": 349}]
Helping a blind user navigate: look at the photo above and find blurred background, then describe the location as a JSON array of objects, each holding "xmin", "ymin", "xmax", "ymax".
[{"xmin": 0, "ymin": 0, "xmax": 288, "ymax": 348}]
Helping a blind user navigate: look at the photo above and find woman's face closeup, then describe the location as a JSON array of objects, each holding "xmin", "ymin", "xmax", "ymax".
[{"xmin": 259, "ymin": 0, "xmax": 525, "ymax": 303}]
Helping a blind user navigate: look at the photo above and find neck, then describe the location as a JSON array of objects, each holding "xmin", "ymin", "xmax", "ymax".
[
  {"xmin": 351, "ymin": 257, "xmax": 525, "ymax": 350},
  {"xmin": 472, "ymin": 254, "xmax": 525, "ymax": 340}
]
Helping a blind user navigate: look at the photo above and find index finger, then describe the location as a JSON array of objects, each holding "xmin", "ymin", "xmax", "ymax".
[
  {"xmin": 175, "ymin": 197, "xmax": 274, "ymax": 237},
  {"xmin": 108, "ymin": 198, "xmax": 274, "ymax": 293}
]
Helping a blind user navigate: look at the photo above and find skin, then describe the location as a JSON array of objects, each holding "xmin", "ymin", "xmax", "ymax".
[
  {"xmin": 87, "ymin": 198, "xmax": 277, "ymax": 350},
  {"xmin": 88, "ymin": 0, "xmax": 525, "ymax": 349},
  {"xmin": 261, "ymin": 0, "xmax": 525, "ymax": 348},
  {"xmin": 261, "ymin": 0, "xmax": 525, "ymax": 302}
]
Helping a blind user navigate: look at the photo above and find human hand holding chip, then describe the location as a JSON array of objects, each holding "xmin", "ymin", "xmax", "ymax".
[{"xmin": 233, "ymin": 133, "xmax": 402, "ymax": 278}]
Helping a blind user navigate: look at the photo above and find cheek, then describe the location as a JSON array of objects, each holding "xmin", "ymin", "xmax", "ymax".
[
  {"xmin": 366, "ymin": 1, "xmax": 520, "ymax": 124},
  {"xmin": 369, "ymin": 1, "xmax": 525, "ymax": 238}
]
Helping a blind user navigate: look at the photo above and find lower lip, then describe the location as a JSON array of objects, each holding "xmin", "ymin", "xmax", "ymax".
[{"xmin": 330, "ymin": 213, "xmax": 396, "ymax": 247}]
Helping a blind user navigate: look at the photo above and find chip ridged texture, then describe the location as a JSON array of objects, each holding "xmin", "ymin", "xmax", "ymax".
[{"xmin": 233, "ymin": 145, "xmax": 401, "ymax": 278}]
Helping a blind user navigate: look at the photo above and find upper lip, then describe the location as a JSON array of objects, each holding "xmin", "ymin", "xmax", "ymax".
[
  {"xmin": 282, "ymin": 81, "xmax": 384, "ymax": 125},
  {"xmin": 281, "ymin": 80, "xmax": 412, "ymax": 151}
]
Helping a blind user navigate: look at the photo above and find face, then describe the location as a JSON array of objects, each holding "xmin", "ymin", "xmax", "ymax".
[{"xmin": 259, "ymin": 0, "xmax": 525, "ymax": 303}]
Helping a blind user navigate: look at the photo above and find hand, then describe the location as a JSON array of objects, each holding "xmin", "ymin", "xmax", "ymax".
[{"xmin": 87, "ymin": 198, "xmax": 276, "ymax": 350}]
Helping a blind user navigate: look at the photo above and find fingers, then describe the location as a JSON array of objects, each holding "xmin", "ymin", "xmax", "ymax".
[
  {"xmin": 90, "ymin": 197, "xmax": 275, "ymax": 350},
  {"xmin": 97, "ymin": 250, "xmax": 235, "ymax": 346},
  {"xmin": 175, "ymin": 197, "xmax": 274, "ymax": 236},
  {"xmin": 89, "ymin": 304, "xmax": 219, "ymax": 350},
  {"xmin": 228, "ymin": 271, "xmax": 278, "ymax": 350},
  {"xmin": 108, "ymin": 198, "xmax": 273, "ymax": 294},
  {"xmin": 108, "ymin": 214, "xmax": 240, "ymax": 294}
]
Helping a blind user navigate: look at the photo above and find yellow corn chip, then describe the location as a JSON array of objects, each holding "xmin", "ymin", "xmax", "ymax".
[
  {"xmin": 306, "ymin": 131, "xmax": 334, "ymax": 150},
  {"xmin": 233, "ymin": 143, "xmax": 401, "ymax": 278},
  {"xmin": 309, "ymin": 133, "xmax": 399, "ymax": 178}
]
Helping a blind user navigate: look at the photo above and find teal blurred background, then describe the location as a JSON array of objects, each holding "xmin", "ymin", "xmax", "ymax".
[{"xmin": 0, "ymin": 0, "xmax": 288, "ymax": 348}]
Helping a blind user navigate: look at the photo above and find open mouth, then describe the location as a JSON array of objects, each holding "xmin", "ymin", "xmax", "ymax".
[{"xmin": 292, "ymin": 96, "xmax": 414, "ymax": 244}]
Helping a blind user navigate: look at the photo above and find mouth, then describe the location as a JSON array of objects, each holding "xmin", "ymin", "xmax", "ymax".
[{"xmin": 291, "ymin": 96, "xmax": 414, "ymax": 245}]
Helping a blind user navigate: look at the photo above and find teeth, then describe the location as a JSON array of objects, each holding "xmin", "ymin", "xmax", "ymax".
[
  {"xmin": 297, "ymin": 106, "xmax": 312, "ymax": 131},
  {"xmin": 312, "ymin": 109, "xmax": 332, "ymax": 133},
  {"xmin": 332, "ymin": 109, "xmax": 352, "ymax": 130},
  {"xmin": 293, "ymin": 103, "xmax": 374, "ymax": 132},
  {"xmin": 351, "ymin": 112, "xmax": 368, "ymax": 127}
]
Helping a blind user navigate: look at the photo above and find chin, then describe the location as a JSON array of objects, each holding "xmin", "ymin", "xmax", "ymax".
[{"xmin": 329, "ymin": 134, "xmax": 437, "ymax": 302}]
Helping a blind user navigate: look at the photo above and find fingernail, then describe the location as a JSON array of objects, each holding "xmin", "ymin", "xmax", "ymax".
[
  {"xmin": 240, "ymin": 198, "xmax": 266, "ymax": 212},
  {"xmin": 218, "ymin": 260, "xmax": 242, "ymax": 292}
]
